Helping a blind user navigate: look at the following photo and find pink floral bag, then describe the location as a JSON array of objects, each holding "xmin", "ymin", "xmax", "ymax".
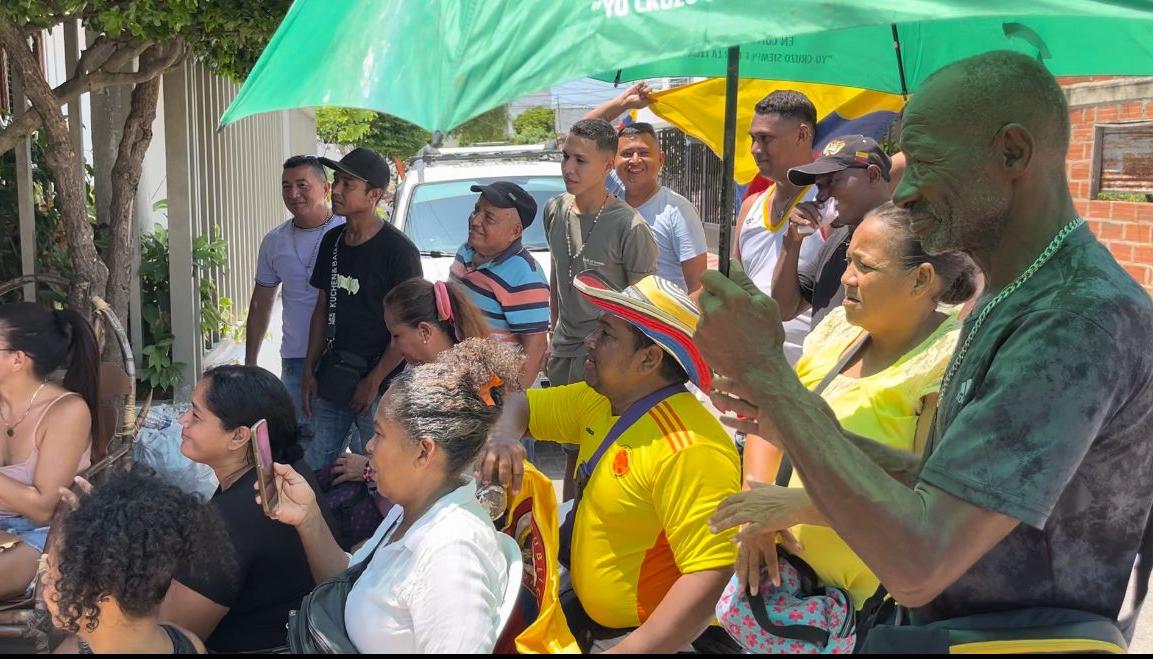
[{"xmin": 716, "ymin": 551, "xmax": 856, "ymax": 654}]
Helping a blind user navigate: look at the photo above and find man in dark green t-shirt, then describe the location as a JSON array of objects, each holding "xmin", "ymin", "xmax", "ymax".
[{"xmin": 698, "ymin": 49, "xmax": 1153, "ymax": 633}]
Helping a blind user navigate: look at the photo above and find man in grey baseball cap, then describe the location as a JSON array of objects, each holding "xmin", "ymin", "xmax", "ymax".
[{"xmin": 772, "ymin": 135, "xmax": 896, "ymax": 326}]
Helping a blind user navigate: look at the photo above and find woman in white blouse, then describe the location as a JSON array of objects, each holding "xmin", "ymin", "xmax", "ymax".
[{"xmin": 263, "ymin": 338, "xmax": 519, "ymax": 653}]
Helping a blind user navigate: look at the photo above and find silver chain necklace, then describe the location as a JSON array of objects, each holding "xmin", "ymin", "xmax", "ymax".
[
  {"xmin": 565, "ymin": 193, "xmax": 611, "ymax": 281},
  {"xmin": 292, "ymin": 213, "xmax": 335, "ymax": 271},
  {"xmin": 938, "ymin": 216, "xmax": 1086, "ymax": 408}
]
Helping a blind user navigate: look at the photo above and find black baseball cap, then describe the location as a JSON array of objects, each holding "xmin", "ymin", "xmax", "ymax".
[
  {"xmin": 470, "ymin": 182, "xmax": 539, "ymax": 228},
  {"xmin": 319, "ymin": 147, "xmax": 390, "ymax": 190},
  {"xmin": 787, "ymin": 135, "xmax": 892, "ymax": 186}
]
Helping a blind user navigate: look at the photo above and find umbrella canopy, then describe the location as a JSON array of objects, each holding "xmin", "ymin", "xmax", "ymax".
[
  {"xmin": 220, "ymin": 1, "xmax": 1153, "ymax": 133},
  {"xmin": 596, "ymin": 16, "xmax": 1153, "ymax": 95}
]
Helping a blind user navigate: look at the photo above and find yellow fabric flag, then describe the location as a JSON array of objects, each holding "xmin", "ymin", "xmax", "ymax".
[
  {"xmin": 497, "ymin": 461, "xmax": 581, "ymax": 654},
  {"xmin": 649, "ymin": 78, "xmax": 906, "ymax": 184}
]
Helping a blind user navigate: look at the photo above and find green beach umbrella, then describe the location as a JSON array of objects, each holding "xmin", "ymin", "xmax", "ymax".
[
  {"xmin": 221, "ymin": 1, "xmax": 1153, "ymax": 133},
  {"xmin": 595, "ymin": 16, "xmax": 1153, "ymax": 96},
  {"xmin": 220, "ymin": 0, "xmax": 1153, "ymax": 272}
]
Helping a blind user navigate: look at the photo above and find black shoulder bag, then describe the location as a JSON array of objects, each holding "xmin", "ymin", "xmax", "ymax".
[
  {"xmin": 314, "ymin": 227, "xmax": 372, "ymax": 404},
  {"xmin": 287, "ymin": 518, "xmax": 399, "ymax": 654}
]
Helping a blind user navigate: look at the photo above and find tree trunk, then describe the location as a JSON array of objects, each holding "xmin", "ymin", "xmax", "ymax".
[
  {"xmin": 0, "ymin": 25, "xmax": 107, "ymax": 314},
  {"xmin": 104, "ymin": 47, "xmax": 167, "ymax": 326}
]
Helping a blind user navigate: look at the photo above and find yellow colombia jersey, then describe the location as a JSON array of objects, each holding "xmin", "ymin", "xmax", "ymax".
[{"xmin": 527, "ymin": 382, "xmax": 740, "ymax": 630}]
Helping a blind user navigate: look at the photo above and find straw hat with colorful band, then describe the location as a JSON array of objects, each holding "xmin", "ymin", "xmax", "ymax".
[{"xmin": 573, "ymin": 272, "xmax": 711, "ymax": 391}]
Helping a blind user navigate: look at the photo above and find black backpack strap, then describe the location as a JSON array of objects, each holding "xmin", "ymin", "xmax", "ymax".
[
  {"xmin": 774, "ymin": 332, "xmax": 869, "ymax": 487},
  {"xmin": 326, "ymin": 226, "xmax": 346, "ymax": 348},
  {"xmin": 348, "ymin": 515, "xmax": 400, "ymax": 580},
  {"xmin": 747, "ymin": 591, "xmax": 832, "ymax": 647},
  {"xmin": 857, "ymin": 585, "xmax": 897, "ymax": 632},
  {"xmin": 744, "ymin": 550, "xmax": 849, "ymax": 648}
]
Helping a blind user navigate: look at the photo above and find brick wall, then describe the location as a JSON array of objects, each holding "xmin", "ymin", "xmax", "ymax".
[{"xmin": 1062, "ymin": 76, "xmax": 1153, "ymax": 293}]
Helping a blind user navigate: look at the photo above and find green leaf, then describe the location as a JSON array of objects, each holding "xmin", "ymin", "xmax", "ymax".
[
  {"xmin": 316, "ymin": 107, "xmax": 431, "ymax": 160},
  {"xmin": 453, "ymin": 105, "xmax": 510, "ymax": 146}
]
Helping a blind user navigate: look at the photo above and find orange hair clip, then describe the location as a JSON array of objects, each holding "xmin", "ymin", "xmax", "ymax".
[{"xmin": 478, "ymin": 374, "xmax": 503, "ymax": 407}]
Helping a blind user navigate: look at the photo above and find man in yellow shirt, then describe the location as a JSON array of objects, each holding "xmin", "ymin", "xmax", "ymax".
[{"xmin": 479, "ymin": 274, "xmax": 740, "ymax": 653}]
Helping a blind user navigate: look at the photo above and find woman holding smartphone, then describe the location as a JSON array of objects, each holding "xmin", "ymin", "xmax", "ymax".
[{"xmin": 159, "ymin": 365, "xmax": 335, "ymax": 653}]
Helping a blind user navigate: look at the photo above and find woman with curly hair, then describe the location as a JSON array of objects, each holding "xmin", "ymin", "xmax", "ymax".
[
  {"xmin": 42, "ymin": 468, "xmax": 230, "ymax": 654},
  {"xmin": 264, "ymin": 338, "xmax": 522, "ymax": 653},
  {"xmin": 159, "ymin": 366, "xmax": 335, "ymax": 653}
]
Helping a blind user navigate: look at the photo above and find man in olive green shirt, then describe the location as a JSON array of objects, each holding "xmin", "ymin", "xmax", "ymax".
[{"xmin": 543, "ymin": 117, "xmax": 657, "ymax": 498}]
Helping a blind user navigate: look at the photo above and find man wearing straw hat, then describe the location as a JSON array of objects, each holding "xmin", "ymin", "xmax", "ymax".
[{"xmin": 478, "ymin": 274, "xmax": 740, "ymax": 653}]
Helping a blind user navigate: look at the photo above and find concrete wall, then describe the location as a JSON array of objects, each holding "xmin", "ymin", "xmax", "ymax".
[{"xmin": 1063, "ymin": 76, "xmax": 1153, "ymax": 294}]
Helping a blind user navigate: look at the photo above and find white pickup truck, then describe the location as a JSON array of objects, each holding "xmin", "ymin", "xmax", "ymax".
[{"xmin": 390, "ymin": 144, "xmax": 563, "ymax": 284}]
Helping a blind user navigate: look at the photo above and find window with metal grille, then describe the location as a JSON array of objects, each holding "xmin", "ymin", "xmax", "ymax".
[{"xmin": 1092, "ymin": 121, "xmax": 1153, "ymax": 201}]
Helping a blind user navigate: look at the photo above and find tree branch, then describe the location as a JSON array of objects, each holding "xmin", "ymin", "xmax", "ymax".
[
  {"xmin": 0, "ymin": 39, "xmax": 185, "ymax": 156},
  {"xmin": 99, "ymin": 39, "xmax": 153, "ymax": 73},
  {"xmin": 0, "ymin": 23, "xmax": 108, "ymax": 309},
  {"xmin": 104, "ymin": 44, "xmax": 167, "ymax": 324},
  {"xmin": 0, "ymin": 108, "xmax": 40, "ymax": 155},
  {"xmin": 71, "ymin": 33, "xmax": 115, "ymax": 77}
]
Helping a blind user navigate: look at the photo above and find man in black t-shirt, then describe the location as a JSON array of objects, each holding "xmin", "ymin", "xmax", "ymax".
[
  {"xmin": 770, "ymin": 135, "xmax": 893, "ymax": 327},
  {"xmin": 302, "ymin": 148, "xmax": 421, "ymax": 469}
]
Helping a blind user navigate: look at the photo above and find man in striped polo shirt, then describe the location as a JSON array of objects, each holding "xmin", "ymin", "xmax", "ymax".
[{"xmin": 450, "ymin": 181, "xmax": 550, "ymax": 389}]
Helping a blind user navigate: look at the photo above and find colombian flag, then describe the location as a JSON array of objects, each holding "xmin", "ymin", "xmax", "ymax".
[{"xmin": 649, "ymin": 78, "xmax": 906, "ymax": 185}]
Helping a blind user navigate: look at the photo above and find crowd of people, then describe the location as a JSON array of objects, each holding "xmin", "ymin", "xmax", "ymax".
[{"xmin": 0, "ymin": 49, "xmax": 1151, "ymax": 654}]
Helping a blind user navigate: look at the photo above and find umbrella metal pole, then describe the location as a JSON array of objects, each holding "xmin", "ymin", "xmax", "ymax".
[{"xmin": 717, "ymin": 46, "xmax": 740, "ymax": 277}]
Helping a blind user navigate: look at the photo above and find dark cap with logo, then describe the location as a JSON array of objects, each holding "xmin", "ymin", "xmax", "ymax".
[
  {"xmin": 470, "ymin": 182, "xmax": 539, "ymax": 228},
  {"xmin": 787, "ymin": 135, "xmax": 892, "ymax": 186},
  {"xmin": 319, "ymin": 147, "xmax": 391, "ymax": 190}
]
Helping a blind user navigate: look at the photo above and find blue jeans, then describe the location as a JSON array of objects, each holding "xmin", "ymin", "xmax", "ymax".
[
  {"xmin": 0, "ymin": 516, "xmax": 49, "ymax": 553},
  {"xmin": 281, "ymin": 358, "xmax": 307, "ymax": 423},
  {"xmin": 305, "ymin": 395, "xmax": 378, "ymax": 470}
]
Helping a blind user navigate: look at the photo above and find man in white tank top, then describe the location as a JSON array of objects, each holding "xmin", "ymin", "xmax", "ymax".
[{"xmin": 732, "ymin": 91, "xmax": 827, "ymax": 365}]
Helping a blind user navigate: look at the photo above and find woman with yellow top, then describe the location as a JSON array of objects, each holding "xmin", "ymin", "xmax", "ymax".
[{"xmin": 715, "ymin": 202, "xmax": 977, "ymax": 615}]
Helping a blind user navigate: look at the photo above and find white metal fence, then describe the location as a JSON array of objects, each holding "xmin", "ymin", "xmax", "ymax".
[{"xmin": 162, "ymin": 60, "xmax": 316, "ymax": 394}]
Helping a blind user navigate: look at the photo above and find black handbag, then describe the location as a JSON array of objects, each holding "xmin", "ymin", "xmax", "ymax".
[
  {"xmin": 315, "ymin": 349, "xmax": 370, "ymax": 405},
  {"xmin": 287, "ymin": 519, "xmax": 397, "ymax": 654},
  {"xmin": 314, "ymin": 226, "xmax": 374, "ymax": 404}
]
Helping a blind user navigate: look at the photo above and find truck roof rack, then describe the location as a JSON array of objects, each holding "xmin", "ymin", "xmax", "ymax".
[{"xmin": 407, "ymin": 143, "xmax": 561, "ymax": 167}]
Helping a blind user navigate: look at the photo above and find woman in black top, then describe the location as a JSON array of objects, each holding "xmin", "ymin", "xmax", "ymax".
[
  {"xmin": 43, "ymin": 468, "xmax": 219, "ymax": 654},
  {"xmin": 160, "ymin": 366, "xmax": 335, "ymax": 652}
]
